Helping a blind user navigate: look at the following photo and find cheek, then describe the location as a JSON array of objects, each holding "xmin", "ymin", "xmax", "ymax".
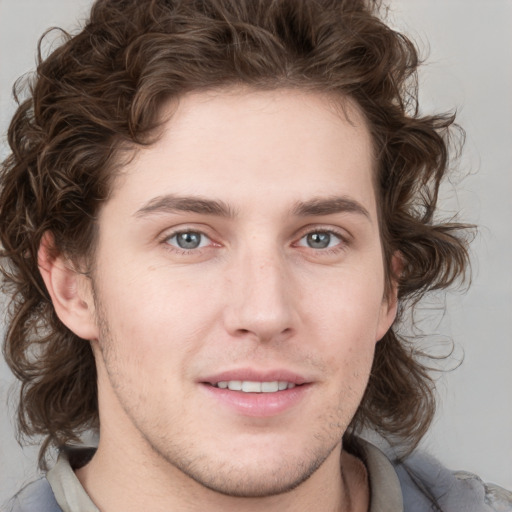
[
  {"xmin": 298, "ymin": 266, "xmax": 385, "ymax": 390},
  {"xmin": 94, "ymin": 263, "xmax": 223, "ymax": 369},
  {"xmin": 301, "ymin": 267, "xmax": 386, "ymax": 339}
]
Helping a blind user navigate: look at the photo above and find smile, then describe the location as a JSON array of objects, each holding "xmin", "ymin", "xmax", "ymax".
[{"xmin": 212, "ymin": 381, "xmax": 297, "ymax": 393}]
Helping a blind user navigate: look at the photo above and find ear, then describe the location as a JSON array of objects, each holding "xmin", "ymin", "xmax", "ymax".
[
  {"xmin": 38, "ymin": 232, "xmax": 99, "ymax": 341},
  {"xmin": 376, "ymin": 251, "xmax": 402, "ymax": 341}
]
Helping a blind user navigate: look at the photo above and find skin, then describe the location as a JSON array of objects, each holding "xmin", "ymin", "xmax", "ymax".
[{"xmin": 41, "ymin": 88, "xmax": 398, "ymax": 512}]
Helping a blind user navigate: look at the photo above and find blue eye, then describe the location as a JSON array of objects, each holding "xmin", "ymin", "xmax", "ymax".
[
  {"xmin": 166, "ymin": 231, "xmax": 209, "ymax": 250},
  {"xmin": 299, "ymin": 231, "xmax": 342, "ymax": 249}
]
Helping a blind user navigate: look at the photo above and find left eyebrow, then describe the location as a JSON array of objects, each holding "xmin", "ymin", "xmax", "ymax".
[{"xmin": 292, "ymin": 196, "xmax": 371, "ymax": 220}]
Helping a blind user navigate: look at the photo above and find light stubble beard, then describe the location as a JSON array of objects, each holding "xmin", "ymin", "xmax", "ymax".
[{"xmin": 91, "ymin": 285, "xmax": 356, "ymax": 500}]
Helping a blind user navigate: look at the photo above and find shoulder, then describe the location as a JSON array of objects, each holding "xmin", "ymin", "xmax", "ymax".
[
  {"xmin": 393, "ymin": 451, "xmax": 512, "ymax": 512},
  {"xmin": 3, "ymin": 478, "xmax": 62, "ymax": 512}
]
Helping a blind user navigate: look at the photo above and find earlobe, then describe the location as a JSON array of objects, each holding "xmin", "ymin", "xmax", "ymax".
[{"xmin": 38, "ymin": 232, "xmax": 99, "ymax": 341}]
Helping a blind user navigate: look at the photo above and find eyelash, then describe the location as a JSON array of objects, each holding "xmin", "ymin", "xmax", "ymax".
[
  {"xmin": 296, "ymin": 229, "xmax": 348, "ymax": 253},
  {"xmin": 162, "ymin": 230, "xmax": 215, "ymax": 255},
  {"xmin": 161, "ymin": 227, "xmax": 350, "ymax": 256}
]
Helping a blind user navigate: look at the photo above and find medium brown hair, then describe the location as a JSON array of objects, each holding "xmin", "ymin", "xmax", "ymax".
[{"xmin": 0, "ymin": 0, "xmax": 470, "ymax": 466}]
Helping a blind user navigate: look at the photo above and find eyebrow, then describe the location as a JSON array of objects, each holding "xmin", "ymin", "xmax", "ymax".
[
  {"xmin": 134, "ymin": 194, "xmax": 370, "ymax": 221},
  {"xmin": 134, "ymin": 194, "xmax": 236, "ymax": 218},
  {"xmin": 292, "ymin": 196, "xmax": 370, "ymax": 219}
]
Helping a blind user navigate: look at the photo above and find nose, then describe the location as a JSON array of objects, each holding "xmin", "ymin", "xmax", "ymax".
[{"xmin": 223, "ymin": 247, "xmax": 298, "ymax": 343}]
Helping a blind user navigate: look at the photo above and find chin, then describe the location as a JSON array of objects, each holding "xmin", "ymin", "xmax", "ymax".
[
  {"xmin": 178, "ymin": 455, "xmax": 326, "ymax": 498},
  {"xmin": 152, "ymin": 436, "xmax": 339, "ymax": 499}
]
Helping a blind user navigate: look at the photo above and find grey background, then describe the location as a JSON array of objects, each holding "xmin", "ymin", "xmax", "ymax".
[{"xmin": 1, "ymin": 0, "xmax": 511, "ymax": 504}]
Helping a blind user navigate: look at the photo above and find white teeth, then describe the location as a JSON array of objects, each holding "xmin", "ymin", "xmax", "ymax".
[
  {"xmin": 214, "ymin": 380, "xmax": 296, "ymax": 393},
  {"xmin": 261, "ymin": 381, "xmax": 279, "ymax": 392},
  {"xmin": 242, "ymin": 381, "xmax": 262, "ymax": 392},
  {"xmin": 227, "ymin": 380, "xmax": 242, "ymax": 391}
]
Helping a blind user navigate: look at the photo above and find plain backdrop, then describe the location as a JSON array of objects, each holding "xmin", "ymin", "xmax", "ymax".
[{"xmin": 0, "ymin": 0, "xmax": 511, "ymax": 505}]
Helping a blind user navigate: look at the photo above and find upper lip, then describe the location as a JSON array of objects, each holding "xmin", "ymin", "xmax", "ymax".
[{"xmin": 200, "ymin": 368, "xmax": 310, "ymax": 386}]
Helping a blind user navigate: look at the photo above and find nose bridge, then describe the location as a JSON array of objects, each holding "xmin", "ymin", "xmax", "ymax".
[{"xmin": 225, "ymin": 238, "xmax": 296, "ymax": 341}]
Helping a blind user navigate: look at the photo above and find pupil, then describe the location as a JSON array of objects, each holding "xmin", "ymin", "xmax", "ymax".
[
  {"xmin": 307, "ymin": 232, "xmax": 330, "ymax": 249},
  {"xmin": 177, "ymin": 232, "xmax": 201, "ymax": 249}
]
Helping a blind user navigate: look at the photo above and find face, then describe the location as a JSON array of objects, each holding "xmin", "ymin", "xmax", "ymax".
[{"xmin": 84, "ymin": 88, "xmax": 396, "ymax": 497}]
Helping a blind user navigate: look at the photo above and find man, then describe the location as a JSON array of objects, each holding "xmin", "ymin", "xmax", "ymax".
[{"xmin": 0, "ymin": 0, "xmax": 510, "ymax": 511}]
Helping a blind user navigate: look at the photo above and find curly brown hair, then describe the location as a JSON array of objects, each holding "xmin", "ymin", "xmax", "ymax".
[{"xmin": 0, "ymin": 0, "xmax": 471, "ymax": 467}]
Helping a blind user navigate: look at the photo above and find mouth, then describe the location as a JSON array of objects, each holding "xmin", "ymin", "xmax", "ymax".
[
  {"xmin": 199, "ymin": 371, "xmax": 310, "ymax": 417},
  {"xmin": 207, "ymin": 380, "xmax": 298, "ymax": 393}
]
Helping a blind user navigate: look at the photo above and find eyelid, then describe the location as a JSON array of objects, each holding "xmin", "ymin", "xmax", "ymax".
[
  {"xmin": 291, "ymin": 226, "xmax": 353, "ymax": 259},
  {"xmin": 294, "ymin": 225, "xmax": 351, "ymax": 243},
  {"xmin": 159, "ymin": 223, "xmax": 213, "ymax": 240},
  {"xmin": 160, "ymin": 225, "xmax": 219, "ymax": 253}
]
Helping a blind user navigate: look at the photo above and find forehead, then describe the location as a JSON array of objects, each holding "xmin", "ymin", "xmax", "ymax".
[{"xmin": 106, "ymin": 88, "xmax": 377, "ymax": 219}]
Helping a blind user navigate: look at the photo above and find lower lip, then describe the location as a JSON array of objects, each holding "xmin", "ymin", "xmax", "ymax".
[{"xmin": 200, "ymin": 384, "xmax": 311, "ymax": 417}]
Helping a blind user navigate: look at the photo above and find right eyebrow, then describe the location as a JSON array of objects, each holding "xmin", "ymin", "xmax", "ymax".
[{"xmin": 133, "ymin": 194, "xmax": 237, "ymax": 219}]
